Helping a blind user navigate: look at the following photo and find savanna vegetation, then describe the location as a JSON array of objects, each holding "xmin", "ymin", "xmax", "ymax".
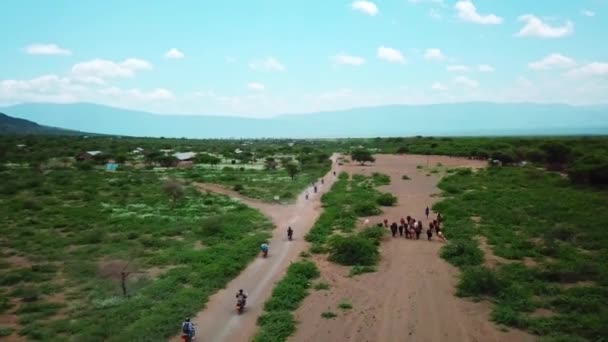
[
  {"xmin": 434, "ymin": 166, "xmax": 608, "ymax": 341},
  {"xmin": 0, "ymin": 165, "xmax": 274, "ymax": 341}
]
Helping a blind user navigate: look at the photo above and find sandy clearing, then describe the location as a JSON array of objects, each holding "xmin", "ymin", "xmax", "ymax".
[
  {"xmin": 290, "ymin": 154, "xmax": 535, "ymax": 342},
  {"xmin": 169, "ymin": 154, "xmax": 342, "ymax": 342}
]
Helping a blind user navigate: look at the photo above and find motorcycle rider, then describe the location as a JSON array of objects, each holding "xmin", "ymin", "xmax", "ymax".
[
  {"xmin": 181, "ymin": 318, "xmax": 195, "ymax": 342},
  {"xmin": 235, "ymin": 289, "xmax": 248, "ymax": 308},
  {"xmin": 287, "ymin": 226, "xmax": 293, "ymax": 240},
  {"xmin": 260, "ymin": 242, "xmax": 269, "ymax": 256}
]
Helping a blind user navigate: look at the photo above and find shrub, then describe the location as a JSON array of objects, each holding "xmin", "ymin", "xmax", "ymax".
[
  {"xmin": 457, "ymin": 266, "xmax": 503, "ymax": 297},
  {"xmin": 349, "ymin": 265, "xmax": 377, "ymax": 276},
  {"xmin": 162, "ymin": 179, "xmax": 185, "ymax": 203},
  {"xmin": 233, "ymin": 183, "xmax": 244, "ymax": 192},
  {"xmin": 358, "ymin": 227, "xmax": 385, "ymax": 245},
  {"xmin": 353, "ymin": 201, "xmax": 381, "ymax": 216},
  {"xmin": 76, "ymin": 161, "xmax": 94, "ymax": 170},
  {"xmin": 338, "ymin": 299, "xmax": 353, "ymax": 310},
  {"xmin": 321, "ymin": 311, "xmax": 337, "ymax": 319},
  {"xmin": 441, "ymin": 240, "xmax": 484, "ymax": 267},
  {"xmin": 314, "ymin": 282, "xmax": 330, "ymax": 290},
  {"xmin": 371, "ymin": 172, "xmax": 390, "ymax": 185},
  {"xmin": 0, "ymin": 327, "xmax": 14, "ymax": 337},
  {"xmin": 328, "ymin": 235, "xmax": 379, "ymax": 266},
  {"xmin": 402, "ymin": 174, "xmax": 411, "ymax": 180},
  {"xmin": 376, "ymin": 193, "xmax": 397, "ymax": 206}
]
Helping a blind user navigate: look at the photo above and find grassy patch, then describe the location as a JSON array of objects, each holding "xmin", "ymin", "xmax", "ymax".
[
  {"xmin": 434, "ymin": 166, "xmax": 608, "ymax": 341},
  {"xmin": 376, "ymin": 192, "xmax": 397, "ymax": 206},
  {"xmin": 179, "ymin": 161, "xmax": 330, "ymax": 203},
  {"xmin": 0, "ymin": 327, "xmax": 14, "ymax": 337},
  {"xmin": 338, "ymin": 299, "xmax": 353, "ymax": 310},
  {"xmin": 349, "ymin": 265, "xmax": 377, "ymax": 276},
  {"xmin": 313, "ymin": 281, "xmax": 330, "ymax": 290},
  {"xmin": 371, "ymin": 172, "xmax": 391, "ymax": 186},
  {"xmin": 321, "ymin": 311, "xmax": 337, "ymax": 319},
  {"xmin": 253, "ymin": 260, "xmax": 320, "ymax": 342}
]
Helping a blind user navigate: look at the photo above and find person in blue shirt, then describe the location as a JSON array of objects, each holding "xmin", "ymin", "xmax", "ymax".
[
  {"xmin": 181, "ymin": 318, "xmax": 195, "ymax": 342},
  {"xmin": 261, "ymin": 242, "xmax": 269, "ymax": 256}
]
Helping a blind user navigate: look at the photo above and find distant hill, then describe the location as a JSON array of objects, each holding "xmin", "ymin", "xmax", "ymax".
[
  {"xmin": 0, "ymin": 112, "xmax": 83, "ymax": 135},
  {"xmin": 2, "ymin": 102, "xmax": 607, "ymax": 138}
]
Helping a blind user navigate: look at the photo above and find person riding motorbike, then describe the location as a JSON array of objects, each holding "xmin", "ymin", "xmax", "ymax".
[
  {"xmin": 287, "ymin": 226, "xmax": 293, "ymax": 240},
  {"xmin": 181, "ymin": 318, "xmax": 195, "ymax": 342},
  {"xmin": 235, "ymin": 289, "xmax": 248, "ymax": 309},
  {"xmin": 260, "ymin": 242, "xmax": 269, "ymax": 256}
]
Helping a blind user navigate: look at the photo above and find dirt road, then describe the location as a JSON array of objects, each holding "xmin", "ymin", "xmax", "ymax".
[
  {"xmin": 290, "ymin": 154, "xmax": 535, "ymax": 342},
  {"xmin": 170, "ymin": 154, "xmax": 341, "ymax": 342}
]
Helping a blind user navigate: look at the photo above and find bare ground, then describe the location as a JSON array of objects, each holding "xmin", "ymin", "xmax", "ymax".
[{"xmin": 290, "ymin": 154, "xmax": 535, "ymax": 342}]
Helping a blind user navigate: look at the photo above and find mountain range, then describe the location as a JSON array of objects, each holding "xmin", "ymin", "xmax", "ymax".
[
  {"xmin": 1, "ymin": 102, "xmax": 607, "ymax": 138},
  {"xmin": 0, "ymin": 112, "xmax": 82, "ymax": 135}
]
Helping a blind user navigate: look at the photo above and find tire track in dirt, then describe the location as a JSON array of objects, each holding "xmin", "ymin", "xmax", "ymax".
[{"xmin": 290, "ymin": 154, "xmax": 536, "ymax": 342}]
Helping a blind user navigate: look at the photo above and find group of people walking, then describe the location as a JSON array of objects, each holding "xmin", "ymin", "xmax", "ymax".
[{"xmin": 381, "ymin": 208, "xmax": 446, "ymax": 242}]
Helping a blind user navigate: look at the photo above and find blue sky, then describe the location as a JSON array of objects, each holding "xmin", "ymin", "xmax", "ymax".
[{"xmin": 1, "ymin": 0, "xmax": 607, "ymax": 117}]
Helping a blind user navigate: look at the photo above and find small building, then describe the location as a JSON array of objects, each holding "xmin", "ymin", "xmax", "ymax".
[
  {"xmin": 234, "ymin": 148, "xmax": 243, "ymax": 154},
  {"xmin": 77, "ymin": 151, "xmax": 102, "ymax": 161},
  {"xmin": 132, "ymin": 147, "xmax": 144, "ymax": 154},
  {"xmin": 173, "ymin": 152, "xmax": 197, "ymax": 168}
]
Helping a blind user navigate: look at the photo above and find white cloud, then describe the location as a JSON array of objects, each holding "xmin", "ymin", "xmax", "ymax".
[
  {"xmin": 351, "ymin": 1, "xmax": 378, "ymax": 16},
  {"xmin": 447, "ymin": 65, "xmax": 469, "ymax": 72},
  {"xmin": 529, "ymin": 54, "xmax": 577, "ymax": 70},
  {"xmin": 164, "ymin": 48, "xmax": 184, "ymax": 59},
  {"xmin": 71, "ymin": 58, "xmax": 153, "ymax": 80},
  {"xmin": 581, "ymin": 9, "xmax": 595, "ymax": 17},
  {"xmin": 249, "ymin": 57, "xmax": 286, "ymax": 72},
  {"xmin": 431, "ymin": 82, "xmax": 447, "ymax": 91},
  {"xmin": 455, "ymin": 1, "xmax": 503, "ymax": 25},
  {"xmin": 377, "ymin": 46, "xmax": 406, "ymax": 64},
  {"xmin": 516, "ymin": 15, "xmax": 574, "ymax": 38},
  {"xmin": 478, "ymin": 64, "xmax": 495, "ymax": 72},
  {"xmin": 331, "ymin": 53, "xmax": 365, "ymax": 66},
  {"xmin": 25, "ymin": 43, "xmax": 72, "ymax": 56},
  {"xmin": 424, "ymin": 48, "xmax": 446, "ymax": 61},
  {"xmin": 566, "ymin": 63, "xmax": 608, "ymax": 78},
  {"xmin": 453, "ymin": 76, "xmax": 479, "ymax": 88},
  {"xmin": 247, "ymin": 82, "xmax": 265, "ymax": 91}
]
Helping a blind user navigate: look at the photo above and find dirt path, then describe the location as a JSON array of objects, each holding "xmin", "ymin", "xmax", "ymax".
[
  {"xmin": 290, "ymin": 154, "xmax": 535, "ymax": 342},
  {"xmin": 170, "ymin": 154, "xmax": 341, "ymax": 342}
]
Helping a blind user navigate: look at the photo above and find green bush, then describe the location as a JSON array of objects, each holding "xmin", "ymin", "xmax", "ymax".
[
  {"xmin": 321, "ymin": 311, "xmax": 337, "ymax": 319},
  {"xmin": 457, "ymin": 266, "xmax": 503, "ymax": 298},
  {"xmin": 349, "ymin": 265, "xmax": 377, "ymax": 276},
  {"xmin": 358, "ymin": 227, "xmax": 385, "ymax": 245},
  {"xmin": 233, "ymin": 183, "xmax": 244, "ymax": 192},
  {"xmin": 353, "ymin": 201, "xmax": 381, "ymax": 216},
  {"xmin": 338, "ymin": 299, "xmax": 353, "ymax": 310},
  {"xmin": 254, "ymin": 260, "xmax": 319, "ymax": 341},
  {"xmin": 314, "ymin": 281, "xmax": 330, "ymax": 290},
  {"xmin": 376, "ymin": 193, "xmax": 397, "ymax": 206},
  {"xmin": 328, "ymin": 235, "xmax": 379, "ymax": 266},
  {"xmin": 441, "ymin": 240, "xmax": 484, "ymax": 267}
]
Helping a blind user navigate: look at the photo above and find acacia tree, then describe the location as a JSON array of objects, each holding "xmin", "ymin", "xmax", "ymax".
[
  {"xmin": 264, "ymin": 157, "xmax": 278, "ymax": 170},
  {"xmin": 351, "ymin": 149, "xmax": 375, "ymax": 165},
  {"xmin": 162, "ymin": 179, "xmax": 185, "ymax": 204},
  {"xmin": 197, "ymin": 153, "xmax": 221, "ymax": 168},
  {"xmin": 285, "ymin": 162, "xmax": 300, "ymax": 180}
]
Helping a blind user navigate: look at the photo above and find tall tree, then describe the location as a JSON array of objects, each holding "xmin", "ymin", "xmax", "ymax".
[{"xmin": 351, "ymin": 149, "xmax": 375, "ymax": 165}]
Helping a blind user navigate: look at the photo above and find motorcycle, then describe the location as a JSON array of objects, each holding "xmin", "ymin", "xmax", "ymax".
[{"xmin": 236, "ymin": 299, "xmax": 245, "ymax": 314}]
